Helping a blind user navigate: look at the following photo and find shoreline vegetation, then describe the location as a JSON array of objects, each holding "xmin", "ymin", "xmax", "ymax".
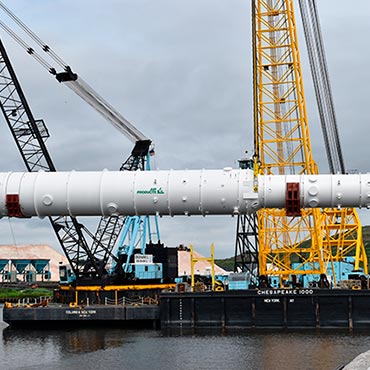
[{"xmin": 0, "ymin": 287, "xmax": 52, "ymax": 301}]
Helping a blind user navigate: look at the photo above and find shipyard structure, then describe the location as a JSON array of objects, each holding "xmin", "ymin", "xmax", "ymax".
[{"xmin": 1, "ymin": 0, "xmax": 370, "ymax": 329}]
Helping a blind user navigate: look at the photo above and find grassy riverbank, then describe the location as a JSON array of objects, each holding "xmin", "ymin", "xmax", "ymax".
[{"xmin": 0, "ymin": 287, "xmax": 52, "ymax": 300}]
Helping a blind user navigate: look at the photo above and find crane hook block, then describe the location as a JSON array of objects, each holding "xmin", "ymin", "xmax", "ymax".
[{"xmin": 55, "ymin": 66, "xmax": 78, "ymax": 83}]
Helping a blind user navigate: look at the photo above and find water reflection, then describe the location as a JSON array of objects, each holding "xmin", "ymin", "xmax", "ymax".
[
  {"xmin": 162, "ymin": 329, "xmax": 370, "ymax": 370},
  {"xmin": 1, "ymin": 327, "xmax": 370, "ymax": 370},
  {"xmin": 2, "ymin": 327, "xmax": 126, "ymax": 354}
]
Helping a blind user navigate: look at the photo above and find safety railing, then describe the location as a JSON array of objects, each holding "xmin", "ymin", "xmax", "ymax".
[
  {"xmin": 4, "ymin": 295, "xmax": 52, "ymax": 308},
  {"xmin": 104, "ymin": 296, "xmax": 158, "ymax": 306}
]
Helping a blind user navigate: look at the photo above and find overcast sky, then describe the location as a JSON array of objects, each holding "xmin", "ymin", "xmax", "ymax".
[{"xmin": 0, "ymin": 0, "xmax": 369, "ymax": 259}]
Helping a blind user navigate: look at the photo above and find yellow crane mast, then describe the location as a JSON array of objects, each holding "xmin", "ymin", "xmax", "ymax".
[{"xmin": 253, "ymin": 0, "xmax": 367, "ymax": 286}]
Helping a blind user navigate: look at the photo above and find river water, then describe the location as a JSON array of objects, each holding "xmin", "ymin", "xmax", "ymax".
[{"xmin": 1, "ymin": 324, "xmax": 370, "ymax": 370}]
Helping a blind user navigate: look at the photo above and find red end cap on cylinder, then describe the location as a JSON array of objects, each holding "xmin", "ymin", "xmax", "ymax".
[
  {"xmin": 286, "ymin": 182, "xmax": 301, "ymax": 217},
  {"xmin": 6, "ymin": 194, "xmax": 25, "ymax": 218}
]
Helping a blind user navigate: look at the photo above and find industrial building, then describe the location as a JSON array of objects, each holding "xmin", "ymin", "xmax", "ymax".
[{"xmin": 0, "ymin": 245, "xmax": 68, "ymax": 282}]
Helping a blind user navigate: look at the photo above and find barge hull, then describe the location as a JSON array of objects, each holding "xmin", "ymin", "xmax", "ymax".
[
  {"xmin": 160, "ymin": 289, "xmax": 370, "ymax": 329},
  {"xmin": 3, "ymin": 305, "xmax": 160, "ymax": 329}
]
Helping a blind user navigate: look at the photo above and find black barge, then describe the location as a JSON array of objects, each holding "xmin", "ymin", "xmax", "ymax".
[
  {"xmin": 161, "ymin": 289, "xmax": 370, "ymax": 330},
  {"xmin": 3, "ymin": 304, "xmax": 160, "ymax": 329},
  {"xmin": 4, "ymin": 288, "xmax": 370, "ymax": 330}
]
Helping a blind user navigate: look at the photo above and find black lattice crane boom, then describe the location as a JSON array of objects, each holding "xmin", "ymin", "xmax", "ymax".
[
  {"xmin": 0, "ymin": 2, "xmax": 157, "ymax": 283},
  {"xmin": 0, "ymin": 39, "xmax": 106, "ymax": 281}
]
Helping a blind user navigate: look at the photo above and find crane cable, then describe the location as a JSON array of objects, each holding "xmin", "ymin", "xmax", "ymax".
[
  {"xmin": 0, "ymin": 1, "xmax": 67, "ymax": 69},
  {"xmin": 0, "ymin": 1, "xmax": 148, "ymax": 143},
  {"xmin": 298, "ymin": 0, "xmax": 345, "ymax": 174},
  {"xmin": 0, "ymin": 19, "xmax": 56, "ymax": 74}
]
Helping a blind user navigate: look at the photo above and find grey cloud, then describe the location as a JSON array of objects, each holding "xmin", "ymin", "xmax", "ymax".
[{"xmin": 0, "ymin": 0, "xmax": 369, "ymax": 258}]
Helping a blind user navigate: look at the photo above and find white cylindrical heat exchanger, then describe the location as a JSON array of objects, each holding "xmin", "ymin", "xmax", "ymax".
[
  {"xmin": 0, "ymin": 168, "xmax": 259, "ymax": 218},
  {"xmin": 1, "ymin": 169, "xmax": 370, "ymax": 219},
  {"xmin": 259, "ymin": 173, "xmax": 370, "ymax": 210}
]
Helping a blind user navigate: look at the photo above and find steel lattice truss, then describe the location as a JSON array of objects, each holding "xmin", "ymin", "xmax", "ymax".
[
  {"xmin": 234, "ymin": 213, "xmax": 259, "ymax": 283},
  {"xmin": 89, "ymin": 143, "xmax": 150, "ymax": 272},
  {"xmin": 253, "ymin": 0, "xmax": 367, "ymax": 284},
  {"xmin": 85, "ymin": 140, "xmax": 151, "ymax": 271},
  {"xmin": 0, "ymin": 39, "xmax": 111, "ymax": 280}
]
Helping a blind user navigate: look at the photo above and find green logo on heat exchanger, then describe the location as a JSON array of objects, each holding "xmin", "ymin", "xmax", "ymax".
[{"xmin": 136, "ymin": 187, "xmax": 165, "ymax": 195}]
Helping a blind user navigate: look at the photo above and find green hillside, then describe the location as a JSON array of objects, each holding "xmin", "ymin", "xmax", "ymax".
[
  {"xmin": 216, "ymin": 225, "xmax": 370, "ymax": 272},
  {"xmin": 215, "ymin": 256, "xmax": 235, "ymax": 272},
  {"xmin": 363, "ymin": 225, "xmax": 370, "ymax": 256}
]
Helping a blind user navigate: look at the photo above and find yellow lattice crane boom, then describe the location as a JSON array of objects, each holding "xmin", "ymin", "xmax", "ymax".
[{"xmin": 252, "ymin": 0, "xmax": 367, "ymax": 287}]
